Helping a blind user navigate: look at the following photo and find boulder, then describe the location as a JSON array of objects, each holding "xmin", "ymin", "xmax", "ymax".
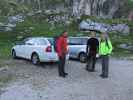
[
  {"xmin": 0, "ymin": 23, "xmax": 5, "ymax": 31},
  {"xmin": 29, "ymin": 27, "xmax": 34, "ymax": 30},
  {"xmin": 79, "ymin": 20, "xmax": 109, "ymax": 32},
  {"xmin": 6, "ymin": 23, "xmax": 16, "ymax": 28},
  {"xmin": 17, "ymin": 36, "xmax": 24, "ymax": 40},
  {"xmin": 8, "ymin": 14, "xmax": 25, "ymax": 24},
  {"xmin": 5, "ymin": 27, "xmax": 12, "ymax": 31},
  {"xmin": 111, "ymin": 24, "xmax": 130, "ymax": 34},
  {"xmin": 119, "ymin": 44, "xmax": 128, "ymax": 49},
  {"xmin": 0, "ymin": 23, "xmax": 15, "ymax": 32},
  {"xmin": 0, "ymin": 22, "xmax": 4, "ymax": 26},
  {"xmin": 79, "ymin": 20, "xmax": 130, "ymax": 34},
  {"xmin": 119, "ymin": 44, "xmax": 133, "ymax": 51},
  {"xmin": 0, "ymin": 14, "xmax": 25, "ymax": 32}
]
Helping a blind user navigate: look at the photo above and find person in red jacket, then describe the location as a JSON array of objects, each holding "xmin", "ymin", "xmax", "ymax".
[{"xmin": 56, "ymin": 31, "xmax": 68, "ymax": 78}]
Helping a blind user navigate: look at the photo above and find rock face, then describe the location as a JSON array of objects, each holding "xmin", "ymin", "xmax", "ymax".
[
  {"xmin": 16, "ymin": 0, "xmax": 122, "ymax": 18},
  {"xmin": 79, "ymin": 19, "xmax": 130, "ymax": 34},
  {"xmin": 0, "ymin": 14, "xmax": 25, "ymax": 32},
  {"xmin": 72, "ymin": 0, "xmax": 120, "ymax": 18},
  {"xmin": 128, "ymin": 11, "xmax": 133, "ymax": 21}
]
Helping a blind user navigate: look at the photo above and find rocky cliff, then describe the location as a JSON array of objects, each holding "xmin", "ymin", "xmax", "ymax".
[
  {"xmin": 15, "ymin": 0, "xmax": 125, "ymax": 18},
  {"xmin": 0, "ymin": 0, "xmax": 132, "ymax": 18},
  {"xmin": 72, "ymin": 0, "xmax": 121, "ymax": 18}
]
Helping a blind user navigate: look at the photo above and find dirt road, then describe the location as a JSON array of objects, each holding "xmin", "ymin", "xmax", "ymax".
[{"xmin": 0, "ymin": 58, "xmax": 133, "ymax": 100}]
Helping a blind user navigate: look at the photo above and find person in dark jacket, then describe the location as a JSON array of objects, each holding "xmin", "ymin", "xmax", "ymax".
[
  {"xmin": 86, "ymin": 32, "xmax": 99, "ymax": 72},
  {"xmin": 56, "ymin": 31, "xmax": 68, "ymax": 78}
]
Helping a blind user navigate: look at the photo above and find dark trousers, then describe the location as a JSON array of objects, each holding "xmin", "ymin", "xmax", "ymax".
[
  {"xmin": 86, "ymin": 54, "xmax": 96, "ymax": 70},
  {"xmin": 101, "ymin": 55, "xmax": 109, "ymax": 77},
  {"xmin": 58, "ymin": 55, "xmax": 66, "ymax": 76}
]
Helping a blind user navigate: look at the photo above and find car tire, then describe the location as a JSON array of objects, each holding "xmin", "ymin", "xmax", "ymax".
[
  {"xmin": 79, "ymin": 53, "xmax": 87, "ymax": 63},
  {"xmin": 12, "ymin": 50, "xmax": 17, "ymax": 59},
  {"xmin": 31, "ymin": 53, "xmax": 40, "ymax": 65}
]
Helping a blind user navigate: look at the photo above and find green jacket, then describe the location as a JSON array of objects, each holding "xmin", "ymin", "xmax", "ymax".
[{"xmin": 99, "ymin": 39, "xmax": 113, "ymax": 55}]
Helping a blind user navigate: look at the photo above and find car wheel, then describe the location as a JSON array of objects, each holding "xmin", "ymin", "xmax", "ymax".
[
  {"xmin": 12, "ymin": 50, "xmax": 17, "ymax": 59},
  {"xmin": 79, "ymin": 53, "xmax": 87, "ymax": 63},
  {"xmin": 31, "ymin": 53, "xmax": 40, "ymax": 65}
]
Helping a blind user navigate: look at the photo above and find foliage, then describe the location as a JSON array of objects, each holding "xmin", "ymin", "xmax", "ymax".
[
  {"xmin": 0, "ymin": 12, "xmax": 133, "ymax": 58},
  {"xmin": 116, "ymin": 0, "xmax": 133, "ymax": 17},
  {"xmin": 0, "ymin": 0, "xmax": 30, "ymax": 16}
]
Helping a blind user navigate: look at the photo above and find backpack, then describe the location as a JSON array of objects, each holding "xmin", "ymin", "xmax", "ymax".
[
  {"xmin": 105, "ymin": 39, "xmax": 110, "ymax": 49},
  {"xmin": 53, "ymin": 36, "xmax": 58, "ymax": 52}
]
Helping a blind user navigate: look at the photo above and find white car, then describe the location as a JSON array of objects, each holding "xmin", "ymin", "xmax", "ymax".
[{"xmin": 12, "ymin": 37, "xmax": 66, "ymax": 65}]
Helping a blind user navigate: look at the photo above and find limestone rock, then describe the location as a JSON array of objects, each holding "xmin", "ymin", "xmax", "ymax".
[{"xmin": 79, "ymin": 20, "xmax": 130, "ymax": 34}]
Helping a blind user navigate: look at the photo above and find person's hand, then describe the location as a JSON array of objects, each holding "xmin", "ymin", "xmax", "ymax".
[
  {"xmin": 96, "ymin": 54, "xmax": 100, "ymax": 58},
  {"xmin": 86, "ymin": 52, "xmax": 89, "ymax": 56},
  {"xmin": 66, "ymin": 47, "xmax": 69, "ymax": 54},
  {"xmin": 66, "ymin": 50, "xmax": 69, "ymax": 54}
]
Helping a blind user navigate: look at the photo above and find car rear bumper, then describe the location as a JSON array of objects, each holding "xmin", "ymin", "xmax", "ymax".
[
  {"xmin": 39, "ymin": 53, "xmax": 69, "ymax": 62},
  {"xmin": 39, "ymin": 53, "xmax": 58, "ymax": 62}
]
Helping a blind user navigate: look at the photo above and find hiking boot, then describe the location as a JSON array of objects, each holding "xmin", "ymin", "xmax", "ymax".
[{"xmin": 100, "ymin": 74, "xmax": 108, "ymax": 78}]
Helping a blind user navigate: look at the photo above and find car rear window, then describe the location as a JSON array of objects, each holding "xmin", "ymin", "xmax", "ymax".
[
  {"xmin": 69, "ymin": 38, "xmax": 88, "ymax": 45},
  {"xmin": 81, "ymin": 38, "xmax": 88, "ymax": 45},
  {"xmin": 47, "ymin": 38, "xmax": 54, "ymax": 45},
  {"xmin": 36, "ymin": 39, "xmax": 47, "ymax": 45}
]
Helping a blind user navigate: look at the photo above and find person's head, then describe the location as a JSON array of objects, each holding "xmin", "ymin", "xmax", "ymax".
[
  {"xmin": 90, "ymin": 31, "xmax": 96, "ymax": 38},
  {"xmin": 101, "ymin": 32, "xmax": 108, "ymax": 41},
  {"xmin": 61, "ymin": 31, "xmax": 68, "ymax": 37}
]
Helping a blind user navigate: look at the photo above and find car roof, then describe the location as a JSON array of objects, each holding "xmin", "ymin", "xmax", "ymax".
[
  {"xmin": 22, "ymin": 37, "xmax": 52, "ymax": 45},
  {"xmin": 28, "ymin": 37, "xmax": 46, "ymax": 39},
  {"xmin": 68, "ymin": 36, "xmax": 90, "ymax": 39},
  {"xmin": 25, "ymin": 37, "xmax": 53, "ymax": 40}
]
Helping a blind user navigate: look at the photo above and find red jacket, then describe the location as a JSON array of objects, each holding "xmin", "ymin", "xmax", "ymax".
[{"xmin": 56, "ymin": 36, "xmax": 68, "ymax": 57}]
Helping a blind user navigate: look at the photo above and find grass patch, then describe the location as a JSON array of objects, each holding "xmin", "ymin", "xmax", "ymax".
[
  {"xmin": 0, "ymin": 39, "xmax": 14, "ymax": 59},
  {"xmin": 109, "ymin": 32, "xmax": 133, "ymax": 58},
  {"xmin": 0, "ymin": 14, "xmax": 133, "ymax": 59},
  {"xmin": 112, "ymin": 48, "xmax": 133, "ymax": 58},
  {"xmin": 0, "ymin": 16, "xmax": 7, "ymax": 23},
  {"xmin": 0, "ymin": 75, "xmax": 12, "ymax": 84},
  {"xmin": 0, "ymin": 15, "xmax": 77, "ymax": 59},
  {"xmin": 81, "ymin": 15, "xmax": 133, "ymax": 31},
  {"xmin": 0, "ymin": 74, "xmax": 13, "ymax": 87}
]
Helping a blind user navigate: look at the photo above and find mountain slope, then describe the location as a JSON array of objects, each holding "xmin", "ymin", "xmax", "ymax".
[{"xmin": 0, "ymin": 0, "xmax": 132, "ymax": 18}]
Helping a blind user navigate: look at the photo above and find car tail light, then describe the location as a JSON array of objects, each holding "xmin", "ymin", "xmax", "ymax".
[{"xmin": 46, "ymin": 46, "xmax": 52, "ymax": 52}]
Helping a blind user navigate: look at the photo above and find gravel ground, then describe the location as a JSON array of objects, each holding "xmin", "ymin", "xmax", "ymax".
[{"xmin": 0, "ymin": 58, "xmax": 133, "ymax": 100}]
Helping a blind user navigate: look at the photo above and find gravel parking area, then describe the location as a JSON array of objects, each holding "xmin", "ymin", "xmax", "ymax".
[{"xmin": 0, "ymin": 58, "xmax": 133, "ymax": 100}]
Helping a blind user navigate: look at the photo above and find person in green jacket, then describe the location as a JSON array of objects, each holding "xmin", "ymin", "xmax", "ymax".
[{"xmin": 99, "ymin": 33, "xmax": 113, "ymax": 78}]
